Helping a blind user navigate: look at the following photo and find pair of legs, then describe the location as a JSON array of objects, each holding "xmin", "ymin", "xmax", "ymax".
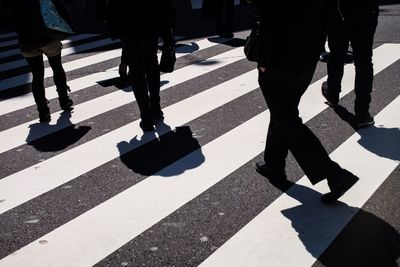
[
  {"xmin": 257, "ymin": 63, "xmax": 358, "ymax": 202},
  {"xmin": 120, "ymin": 27, "xmax": 175, "ymax": 80},
  {"xmin": 216, "ymin": 0, "xmax": 234, "ymax": 38},
  {"xmin": 22, "ymin": 40, "xmax": 73, "ymax": 122},
  {"xmin": 326, "ymin": 11, "xmax": 378, "ymax": 118},
  {"xmin": 124, "ymin": 34, "xmax": 163, "ymax": 132}
]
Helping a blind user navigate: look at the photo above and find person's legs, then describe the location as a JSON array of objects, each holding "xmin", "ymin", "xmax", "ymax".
[
  {"xmin": 25, "ymin": 55, "xmax": 50, "ymax": 122},
  {"xmin": 143, "ymin": 33, "xmax": 163, "ymax": 119},
  {"xmin": 259, "ymin": 64, "xmax": 359, "ymax": 202},
  {"xmin": 126, "ymin": 37, "xmax": 154, "ymax": 131},
  {"xmin": 326, "ymin": 18, "xmax": 350, "ymax": 101},
  {"xmin": 350, "ymin": 11, "xmax": 378, "ymax": 125},
  {"xmin": 263, "ymin": 120, "xmax": 289, "ymax": 172},
  {"xmin": 255, "ymin": 119, "xmax": 289, "ymax": 180},
  {"xmin": 259, "ymin": 64, "xmax": 341, "ymax": 185},
  {"xmin": 222, "ymin": 0, "xmax": 234, "ymax": 36},
  {"xmin": 160, "ymin": 27, "xmax": 175, "ymax": 49},
  {"xmin": 216, "ymin": 0, "xmax": 234, "ymax": 37},
  {"xmin": 48, "ymin": 52, "xmax": 73, "ymax": 110},
  {"xmin": 26, "ymin": 55, "xmax": 46, "ymax": 106}
]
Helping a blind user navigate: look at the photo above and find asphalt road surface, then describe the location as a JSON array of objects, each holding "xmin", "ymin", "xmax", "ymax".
[{"xmin": 0, "ymin": 2, "xmax": 399, "ymax": 266}]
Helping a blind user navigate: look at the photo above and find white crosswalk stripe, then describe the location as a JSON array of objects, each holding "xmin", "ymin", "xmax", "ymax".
[
  {"xmin": 0, "ymin": 31, "xmax": 399, "ymax": 267},
  {"xmin": 0, "ymin": 35, "xmax": 109, "ymax": 71},
  {"xmin": 0, "ymin": 32, "xmax": 17, "ymax": 39},
  {"xmin": 0, "ymin": 38, "xmax": 17, "ymax": 48}
]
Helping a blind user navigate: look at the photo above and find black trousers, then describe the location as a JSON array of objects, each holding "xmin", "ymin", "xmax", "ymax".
[
  {"xmin": 327, "ymin": 11, "xmax": 378, "ymax": 115},
  {"xmin": 120, "ymin": 41, "xmax": 129, "ymax": 65},
  {"xmin": 216, "ymin": 0, "xmax": 234, "ymax": 34},
  {"xmin": 26, "ymin": 53, "xmax": 67, "ymax": 108},
  {"xmin": 125, "ymin": 34, "xmax": 160, "ymax": 122},
  {"xmin": 259, "ymin": 63, "xmax": 341, "ymax": 185}
]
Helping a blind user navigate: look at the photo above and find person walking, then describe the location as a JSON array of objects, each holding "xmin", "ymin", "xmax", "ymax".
[
  {"xmin": 253, "ymin": 0, "xmax": 359, "ymax": 203},
  {"xmin": 12, "ymin": 0, "xmax": 74, "ymax": 123},
  {"xmin": 321, "ymin": 0, "xmax": 379, "ymax": 128},
  {"xmin": 107, "ymin": 0, "xmax": 172, "ymax": 132}
]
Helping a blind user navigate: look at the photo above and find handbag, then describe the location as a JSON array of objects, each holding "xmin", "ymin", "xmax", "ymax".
[
  {"xmin": 38, "ymin": 0, "xmax": 75, "ymax": 40},
  {"xmin": 159, "ymin": 46, "xmax": 176, "ymax": 73},
  {"xmin": 243, "ymin": 20, "xmax": 260, "ymax": 62}
]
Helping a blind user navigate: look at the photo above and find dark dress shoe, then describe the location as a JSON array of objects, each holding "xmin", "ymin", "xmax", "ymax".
[
  {"xmin": 60, "ymin": 97, "xmax": 74, "ymax": 111},
  {"xmin": 255, "ymin": 162, "xmax": 293, "ymax": 191},
  {"xmin": 152, "ymin": 109, "xmax": 164, "ymax": 121},
  {"xmin": 38, "ymin": 105, "xmax": 51, "ymax": 123},
  {"xmin": 321, "ymin": 81, "xmax": 339, "ymax": 107},
  {"xmin": 355, "ymin": 113, "xmax": 375, "ymax": 128},
  {"xmin": 39, "ymin": 112, "xmax": 51, "ymax": 123},
  {"xmin": 255, "ymin": 162, "xmax": 287, "ymax": 180},
  {"xmin": 139, "ymin": 120, "xmax": 155, "ymax": 132},
  {"xmin": 321, "ymin": 169, "xmax": 359, "ymax": 204},
  {"xmin": 320, "ymin": 51, "xmax": 330, "ymax": 62}
]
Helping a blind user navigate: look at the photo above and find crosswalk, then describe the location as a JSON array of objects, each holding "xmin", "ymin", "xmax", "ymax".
[{"xmin": 0, "ymin": 30, "xmax": 399, "ymax": 267}]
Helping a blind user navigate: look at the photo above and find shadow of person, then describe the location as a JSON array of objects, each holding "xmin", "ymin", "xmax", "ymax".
[
  {"xmin": 176, "ymin": 42, "xmax": 200, "ymax": 54},
  {"xmin": 117, "ymin": 124, "xmax": 205, "ymax": 177},
  {"xmin": 26, "ymin": 111, "xmax": 91, "ymax": 152},
  {"xmin": 333, "ymin": 105, "xmax": 400, "ymax": 161},
  {"xmin": 357, "ymin": 125, "xmax": 400, "ymax": 162},
  {"xmin": 98, "ymin": 76, "xmax": 170, "ymax": 92},
  {"xmin": 97, "ymin": 76, "xmax": 131, "ymax": 91},
  {"xmin": 207, "ymin": 37, "xmax": 246, "ymax": 48},
  {"xmin": 160, "ymin": 80, "xmax": 169, "ymax": 88},
  {"xmin": 277, "ymin": 182, "xmax": 400, "ymax": 267}
]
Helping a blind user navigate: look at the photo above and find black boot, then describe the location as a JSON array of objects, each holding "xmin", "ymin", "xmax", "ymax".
[
  {"xmin": 37, "ymin": 100, "xmax": 51, "ymax": 123},
  {"xmin": 151, "ymin": 103, "xmax": 164, "ymax": 121},
  {"xmin": 57, "ymin": 86, "xmax": 74, "ymax": 111},
  {"xmin": 138, "ymin": 104, "xmax": 154, "ymax": 132}
]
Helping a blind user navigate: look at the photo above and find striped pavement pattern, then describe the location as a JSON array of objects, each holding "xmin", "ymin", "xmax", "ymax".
[{"xmin": 0, "ymin": 30, "xmax": 399, "ymax": 266}]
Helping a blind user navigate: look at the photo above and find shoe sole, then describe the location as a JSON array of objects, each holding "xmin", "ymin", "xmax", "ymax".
[
  {"xmin": 255, "ymin": 164, "xmax": 287, "ymax": 180},
  {"xmin": 321, "ymin": 85, "xmax": 339, "ymax": 107},
  {"xmin": 255, "ymin": 163, "xmax": 271, "ymax": 178},
  {"xmin": 255, "ymin": 165, "xmax": 266, "ymax": 177},
  {"xmin": 357, "ymin": 120, "xmax": 375, "ymax": 128}
]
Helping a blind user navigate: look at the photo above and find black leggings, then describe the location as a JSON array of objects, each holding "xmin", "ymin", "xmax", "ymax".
[{"xmin": 26, "ymin": 52, "xmax": 67, "ymax": 107}]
